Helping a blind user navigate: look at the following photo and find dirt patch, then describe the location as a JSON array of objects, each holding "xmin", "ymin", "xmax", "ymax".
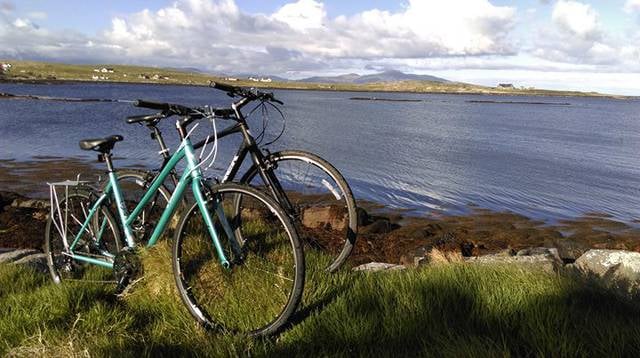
[{"xmin": 0, "ymin": 192, "xmax": 47, "ymax": 250}]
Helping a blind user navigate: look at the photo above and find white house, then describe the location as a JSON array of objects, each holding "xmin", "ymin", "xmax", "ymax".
[
  {"xmin": 100, "ymin": 67, "xmax": 115, "ymax": 73},
  {"xmin": 224, "ymin": 77, "xmax": 238, "ymax": 81},
  {"xmin": 1, "ymin": 63, "xmax": 12, "ymax": 73},
  {"xmin": 259, "ymin": 77, "xmax": 272, "ymax": 83}
]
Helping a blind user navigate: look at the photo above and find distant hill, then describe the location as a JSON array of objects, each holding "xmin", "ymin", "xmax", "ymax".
[
  {"xmin": 163, "ymin": 66, "xmax": 207, "ymax": 74},
  {"xmin": 300, "ymin": 73, "xmax": 361, "ymax": 84},
  {"xmin": 299, "ymin": 70, "xmax": 449, "ymax": 84}
]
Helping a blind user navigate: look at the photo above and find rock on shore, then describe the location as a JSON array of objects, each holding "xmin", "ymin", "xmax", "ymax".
[{"xmin": 574, "ymin": 249, "xmax": 640, "ymax": 290}]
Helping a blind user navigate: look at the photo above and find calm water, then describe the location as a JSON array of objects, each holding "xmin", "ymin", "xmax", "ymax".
[{"xmin": 1, "ymin": 82, "xmax": 639, "ymax": 223}]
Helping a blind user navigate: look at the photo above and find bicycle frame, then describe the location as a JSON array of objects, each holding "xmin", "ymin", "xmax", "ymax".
[
  {"xmin": 65, "ymin": 138, "xmax": 232, "ymax": 269},
  {"xmin": 147, "ymin": 113, "xmax": 296, "ymax": 216}
]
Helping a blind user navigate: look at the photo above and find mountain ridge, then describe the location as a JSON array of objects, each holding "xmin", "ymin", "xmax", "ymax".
[{"xmin": 299, "ymin": 70, "xmax": 449, "ymax": 84}]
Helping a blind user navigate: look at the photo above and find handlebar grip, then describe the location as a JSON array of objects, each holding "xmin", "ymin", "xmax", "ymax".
[
  {"xmin": 210, "ymin": 82, "xmax": 239, "ymax": 94},
  {"xmin": 134, "ymin": 100, "xmax": 170, "ymax": 111},
  {"xmin": 214, "ymin": 108, "xmax": 236, "ymax": 117},
  {"xmin": 126, "ymin": 113, "xmax": 166, "ymax": 124}
]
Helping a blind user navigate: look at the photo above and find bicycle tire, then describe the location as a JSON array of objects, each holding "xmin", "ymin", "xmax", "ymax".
[
  {"xmin": 239, "ymin": 150, "xmax": 357, "ymax": 273},
  {"xmin": 172, "ymin": 182, "xmax": 305, "ymax": 337}
]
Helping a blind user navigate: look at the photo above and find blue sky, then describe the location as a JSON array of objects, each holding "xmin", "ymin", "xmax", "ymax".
[{"xmin": 1, "ymin": 0, "xmax": 639, "ymax": 94}]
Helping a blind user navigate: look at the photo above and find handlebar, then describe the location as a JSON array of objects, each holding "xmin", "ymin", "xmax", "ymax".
[
  {"xmin": 210, "ymin": 82, "xmax": 284, "ymax": 105},
  {"xmin": 127, "ymin": 100, "xmax": 237, "ymax": 126},
  {"xmin": 134, "ymin": 100, "xmax": 195, "ymax": 116}
]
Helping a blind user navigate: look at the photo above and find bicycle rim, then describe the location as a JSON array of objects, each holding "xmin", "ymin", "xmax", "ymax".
[{"xmin": 172, "ymin": 183, "xmax": 304, "ymax": 336}]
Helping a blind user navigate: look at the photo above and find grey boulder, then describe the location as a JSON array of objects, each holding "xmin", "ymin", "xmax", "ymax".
[{"xmin": 574, "ymin": 249, "xmax": 640, "ymax": 285}]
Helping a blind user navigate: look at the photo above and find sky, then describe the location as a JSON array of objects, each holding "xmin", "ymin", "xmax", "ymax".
[{"xmin": 1, "ymin": 0, "xmax": 639, "ymax": 94}]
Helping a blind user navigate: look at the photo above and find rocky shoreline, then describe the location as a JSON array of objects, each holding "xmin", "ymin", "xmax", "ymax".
[{"xmin": 348, "ymin": 202, "xmax": 640, "ymax": 266}]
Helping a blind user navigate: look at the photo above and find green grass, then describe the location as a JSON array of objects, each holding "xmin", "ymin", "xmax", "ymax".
[{"xmin": 2, "ymin": 245, "xmax": 640, "ymax": 357}]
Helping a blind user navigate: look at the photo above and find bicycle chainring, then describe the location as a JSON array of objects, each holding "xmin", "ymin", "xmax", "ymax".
[{"xmin": 113, "ymin": 248, "xmax": 143, "ymax": 292}]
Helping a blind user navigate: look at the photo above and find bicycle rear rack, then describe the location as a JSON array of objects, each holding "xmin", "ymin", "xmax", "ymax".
[{"xmin": 47, "ymin": 175, "xmax": 89, "ymax": 250}]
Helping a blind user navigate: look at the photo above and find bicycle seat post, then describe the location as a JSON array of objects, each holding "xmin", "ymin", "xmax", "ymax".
[
  {"xmin": 149, "ymin": 124, "xmax": 170, "ymax": 160},
  {"xmin": 103, "ymin": 152, "xmax": 114, "ymax": 172}
]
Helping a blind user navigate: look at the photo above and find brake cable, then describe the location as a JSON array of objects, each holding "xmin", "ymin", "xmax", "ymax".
[
  {"xmin": 243, "ymin": 99, "xmax": 286, "ymax": 146},
  {"xmin": 262, "ymin": 101, "xmax": 286, "ymax": 146}
]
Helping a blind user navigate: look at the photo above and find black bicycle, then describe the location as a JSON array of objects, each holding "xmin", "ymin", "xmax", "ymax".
[{"xmin": 112, "ymin": 83, "xmax": 358, "ymax": 272}]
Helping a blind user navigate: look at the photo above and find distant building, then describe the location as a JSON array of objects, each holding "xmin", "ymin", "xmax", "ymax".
[
  {"xmin": 247, "ymin": 76, "xmax": 272, "ymax": 82},
  {"xmin": 100, "ymin": 67, "xmax": 115, "ymax": 73},
  {"xmin": 224, "ymin": 77, "xmax": 238, "ymax": 81},
  {"xmin": 0, "ymin": 63, "xmax": 12, "ymax": 73},
  {"xmin": 497, "ymin": 83, "xmax": 514, "ymax": 89}
]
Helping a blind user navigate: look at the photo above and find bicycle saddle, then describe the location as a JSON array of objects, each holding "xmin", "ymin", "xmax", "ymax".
[{"xmin": 79, "ymin": 135, "xmax": 124, "ymax": 153}]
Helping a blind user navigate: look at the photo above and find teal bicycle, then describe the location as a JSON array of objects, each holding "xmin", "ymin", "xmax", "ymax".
[{"xmin": 44, "ymin": 101, "xmax": 305, "ymax": 336}]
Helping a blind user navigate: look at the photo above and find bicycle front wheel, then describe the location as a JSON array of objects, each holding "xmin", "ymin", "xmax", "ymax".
[
  {"xmin": 240, "ymin": 150, "xmax": 358, "ymax": 272},
  {"xmin": 172, "ymin": 183, "xmax": 304, "ymax": 337}
]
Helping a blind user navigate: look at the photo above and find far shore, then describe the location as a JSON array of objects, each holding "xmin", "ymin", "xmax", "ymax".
[{"xmin": 0, "ymin": 60, "xmax": 632, "ymax": 100}]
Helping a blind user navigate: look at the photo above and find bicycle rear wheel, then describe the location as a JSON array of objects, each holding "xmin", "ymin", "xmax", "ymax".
[
  {"xmin": 240, "ymin": 150, "xmax": 357, "ymax": 272},
  {"xmin": 172, "ymin": 183, "xmax": 304, "ymax": 337},
  {"xmin": 45, "ymin": 190, "xmax": 121, "ymax": 284}
]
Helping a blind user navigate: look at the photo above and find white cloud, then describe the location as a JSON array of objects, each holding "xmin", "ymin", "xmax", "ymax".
[
  {"xmin": 551, "ymin": 0, "xmax": 600, "ymax": 40},
  {"xmin": 532, "ymin": 0, "xmax": 640, "ymax": 70},
  {"xmin": 1, "ymin": 0, "xmax": 515, "ymax": 70},
  {"xmin": 271, "ymin": 0, "xmax": 325, "ymax": 32},
  {"xmin": 88, "ymin": 0, "xmax": 516, "ymax": 73},
  {"xmin": 624, "ymin": 0, "xmax": 640, "ymax": 13},
  {"xmin": 12, "ymin": 18, "xmax": 31, "ymax": 28}
]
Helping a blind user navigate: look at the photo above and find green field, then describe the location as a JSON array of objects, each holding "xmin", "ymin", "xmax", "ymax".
[
  {"xmin": 1, "ymin": 242, "xmax": 639, "ymax": 357},
  {"xmin": 0, "ymin": 60, "xmax": 623, "ymax": 98}
]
